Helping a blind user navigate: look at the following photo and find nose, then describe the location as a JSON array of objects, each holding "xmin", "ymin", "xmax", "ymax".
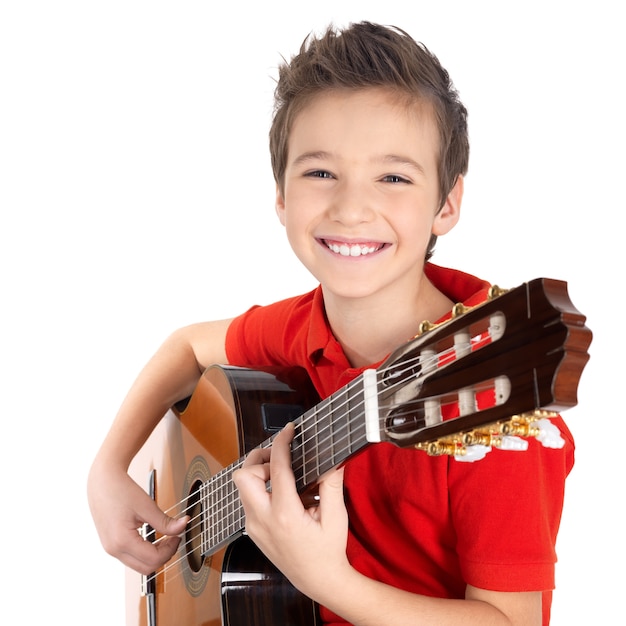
[{"xmin": 327, "ymin": 179, "xmax": 375, "ymax": 226}]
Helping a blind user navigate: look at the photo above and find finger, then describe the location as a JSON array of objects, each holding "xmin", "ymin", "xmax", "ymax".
[
  {"xmin": 317, "ymin": 467, "xmax": 348, "ymax": 533},
  {"xmin": 269, "ymin": 422, "xmax": 295, "ymax": 476},
  {"xmin": 267, "ymin": 423, "xmax": 301, "ymax": 508},
  {"xmin": 135, "ymin": 497, "xmax": 190, "ymax": 538},
  {"xmin": 127, "ymin": 499, "xmax": 189, "ymax": 571},
  {"xmin": 320, "ymin": 465, "xmax": 345, "ymax": 490},
  {"xmin": 233, "ymin": 456, "xmax": 273, "ymax": 517},
  {"xmin": 232, "ymin": 462, "xmax": 271, "ymax": 494},
  {"xmin": 122, "ymin": 532, "xmax": 183, "ymax": 575},
  {"xmin": 235, "ymin": 446, "xmax": 272, "ymax": 488},
  {"xmin": 242, "ymin": 446, "xmax": 271, "ymax": 468}
]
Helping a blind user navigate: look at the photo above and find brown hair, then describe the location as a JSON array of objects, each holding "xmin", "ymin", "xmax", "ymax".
[{"xmin": 269, "ymin": 22, "xmax": 469, "ymax": 259}]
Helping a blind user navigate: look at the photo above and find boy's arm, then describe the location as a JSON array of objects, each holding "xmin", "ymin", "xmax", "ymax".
[
  {"xmin": 87, "ymin": 318, "xmax": 232, "ymax": 574},
  {"xmin": 234, "ymin": 424, "xmax": 543, "ymax": 626}
]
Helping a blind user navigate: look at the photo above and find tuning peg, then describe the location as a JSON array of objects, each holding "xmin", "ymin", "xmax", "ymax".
[
  {"xmin": 488, "ymin": 284, "xmax": 508, "ymax": 299},
  {"xmin": 498, "ymin": 436, "xmax": 529, "ymax": 451},
  {"xmin": 454, "ymin": 435, "xmax": 529, "ymax": 463},
  {"xmin": 451, "ymin": 303, "xmax": 469, "ymax": 318},
  {"xmin": 454, "ymin": 444, "xmax": 491, "ymax": 462},
  {"xmin": 535, "ymin": 418, "xmax": 565, "ymax": 449},
  {"xmin": 417, "ymin": 320, "xmax": 436, "ymax": 335}
]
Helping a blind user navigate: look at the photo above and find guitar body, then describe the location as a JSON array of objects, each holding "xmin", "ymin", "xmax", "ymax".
[{"xmin": 126, "ymin": 365, "xmax": 321, "ymax": 626}]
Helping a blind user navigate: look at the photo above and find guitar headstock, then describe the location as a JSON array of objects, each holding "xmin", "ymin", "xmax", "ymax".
[{"xmin": 376, "ymin": 278, "xmax": 592, "ymax": 460}]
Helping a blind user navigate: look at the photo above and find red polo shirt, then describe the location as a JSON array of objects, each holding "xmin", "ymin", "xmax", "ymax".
[{"xmin": 225, "ymin": 263, "xmax": 574, "ymax": 624}]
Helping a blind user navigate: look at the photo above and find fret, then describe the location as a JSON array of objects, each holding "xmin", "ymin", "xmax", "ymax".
[
  {"xmin": 223, "ymin": 466, "xmax": 243, "ymax": 541},
  {"xmin": 220, "ymin": 473, "xmax": 228, "ymax": 544},
  {"xmin": 317, "ymin": 394, "xmax": 335, "ymax": 467},
  {"xmin": 199, "ymin": 480, "xmax": 210, "ymax": 555},
  {"xmin": 296, "ymin": 395, "xmax": 333, "ymax": 489},
  {"xmin": 345, "ymin": 375, "xmax": 369, "ymax": 456},
  {"xmin": 227, "ymin": 469, "xmax": 243, "ymax": 539}
]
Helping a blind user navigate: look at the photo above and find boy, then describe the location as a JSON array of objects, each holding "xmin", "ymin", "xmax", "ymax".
[{"xmin": 88, "ymin": 22, "xmax": 573, "ymax": 625}]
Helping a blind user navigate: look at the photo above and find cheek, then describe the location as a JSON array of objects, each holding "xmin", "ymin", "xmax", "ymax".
[
  {"xmin": 287, "ymin": 218, "xmax": 311, "ymax": 249},
  {"xmin": 282, "ymin": 199, "xmax": 318, "ymax": 235},
  {"xmin": 393, "ymin": 210, "xmax": 436, "ymax": 245},
  {"xmin": 281, "ymin": 212, "xmax": 302, "ymax": 244}
]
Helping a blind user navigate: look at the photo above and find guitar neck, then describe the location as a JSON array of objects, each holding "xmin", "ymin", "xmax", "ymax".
[
  {"xmin": 200, "ymin": 371, "xmax": 378, "ymax": 557},
  {"xmin": 292, "ymin": 369, "xmax": 379, "ymax": 490}
]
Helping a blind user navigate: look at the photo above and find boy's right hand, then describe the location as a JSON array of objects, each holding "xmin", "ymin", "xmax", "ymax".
[
  {"xmin": 87, "ymin": 461, "xmax": 188, "ymax": 575},
  {"xmin": 85, "ymin": 319, "xmax": 230, "ymax": 574}
]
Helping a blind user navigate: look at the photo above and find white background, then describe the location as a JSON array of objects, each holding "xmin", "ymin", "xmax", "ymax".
[{"xmin": 1, "ymin": 1, "xmax": 622, "ymax": 623}]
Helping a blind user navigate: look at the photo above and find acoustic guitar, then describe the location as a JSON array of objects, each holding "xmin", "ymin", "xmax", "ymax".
[{"xmin": 126, "ymin": 277, "xmax": 592, "ymax": 626}]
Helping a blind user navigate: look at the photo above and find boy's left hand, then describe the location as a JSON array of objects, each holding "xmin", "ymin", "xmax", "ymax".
[{"xmin": 232, "ymin": 422, "xmax": 351, "ymax": 598}]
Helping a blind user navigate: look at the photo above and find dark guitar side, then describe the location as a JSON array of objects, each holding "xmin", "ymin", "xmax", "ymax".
[{"xmin": 126, "ymin": 365, "xmax": 322, "ymax": 626}]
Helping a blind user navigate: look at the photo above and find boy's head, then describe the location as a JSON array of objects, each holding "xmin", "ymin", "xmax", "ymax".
[{"xmin": 269, "ymin": 21, "xmax": 469, "ymax": 260}]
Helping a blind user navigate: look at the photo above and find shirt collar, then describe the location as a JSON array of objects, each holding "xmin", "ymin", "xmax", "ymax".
[{"xmin": 305, "ymin": 263, "xmax": 492, "ymax": 367}]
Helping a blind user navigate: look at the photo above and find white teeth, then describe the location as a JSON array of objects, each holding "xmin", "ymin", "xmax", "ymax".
[{"xmin": 328, "ymin": 242, "xmax": 379, "ymax": 257}]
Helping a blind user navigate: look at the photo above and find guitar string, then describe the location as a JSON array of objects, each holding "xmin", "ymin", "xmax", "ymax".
[{"xmin": 143, "ymin": 332, "xmax": 497, "ymax": 583}]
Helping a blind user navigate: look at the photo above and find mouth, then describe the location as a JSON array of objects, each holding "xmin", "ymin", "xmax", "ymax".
[{"xmin": 321, "ymin": 239, "xmax": 386, "ymax": 257}]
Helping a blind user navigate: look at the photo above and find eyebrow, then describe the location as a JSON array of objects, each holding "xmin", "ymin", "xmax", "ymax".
[
  {"xmin": 381, "ymin": 154, "xmax": 426, "ymax": 175},
  {"xmin": 291, "ymin": 151, "xmax": 426, "ymax": 175},
  {"xmin": 291, "ymin": 151, "xmax": 332, "ymax": 167}
]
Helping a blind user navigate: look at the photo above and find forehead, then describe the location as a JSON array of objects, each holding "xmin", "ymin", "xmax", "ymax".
[{"xmin": 288, "ymin": 87, "xmax": 440, "ymax": 162}]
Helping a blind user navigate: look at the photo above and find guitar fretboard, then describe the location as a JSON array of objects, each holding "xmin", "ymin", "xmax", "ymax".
[{"xmin": 200, "ymin": 373, "xmax": 377, "ymax": 556}]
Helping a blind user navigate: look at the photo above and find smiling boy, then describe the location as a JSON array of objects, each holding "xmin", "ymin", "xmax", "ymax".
[
  {"xmin": 276, "ymin": 88, "xmax": 461, "ymax": 367},
  {"xmin": 88, "ymin": 22, "xmax": 573, "ymax": 625}
]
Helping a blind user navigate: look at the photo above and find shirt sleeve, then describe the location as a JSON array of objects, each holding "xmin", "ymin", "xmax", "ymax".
[
  {"xmin": 225, "ymin": 290, "xmax": 318, "ymax": 368},
  {"xmin": 449, "ymin": 415, "xmax": 575, "ymax": 592}
]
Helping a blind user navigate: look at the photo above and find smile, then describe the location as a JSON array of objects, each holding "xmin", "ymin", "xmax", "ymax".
[{"xmin": 323, "ymin": 239, "xmax": 384, "ymax": 257}]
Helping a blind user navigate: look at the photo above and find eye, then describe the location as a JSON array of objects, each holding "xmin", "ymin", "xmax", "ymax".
[
  {"xmin": 382, "ymin": 174, "xmax": 411, "ymax": 184},
  {"xmin": 305, "ymin": 170, "xmax": 334, "ymax": 179}
]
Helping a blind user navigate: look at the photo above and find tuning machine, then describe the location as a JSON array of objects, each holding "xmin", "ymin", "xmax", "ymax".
[{"xmin": 416, "ymin": 410, "xmax": 564, "ymax": 462}]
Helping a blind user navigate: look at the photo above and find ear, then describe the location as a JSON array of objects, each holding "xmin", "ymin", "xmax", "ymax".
[
  {"xmin": 432, "ymin": 175, "xmax": 463, "ymax": 236},
  {"xmin": 275, "ymin": 184, "xmax": 286, "ymax": 226}
]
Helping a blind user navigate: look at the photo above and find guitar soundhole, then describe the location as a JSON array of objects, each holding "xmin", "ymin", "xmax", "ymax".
[{"xmin": 185, "ymin": 480, "xmax": 204, "ymax": 573}]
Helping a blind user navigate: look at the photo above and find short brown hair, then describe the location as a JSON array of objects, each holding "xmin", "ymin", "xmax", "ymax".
[{"xmin": 269, "ymin": 22, "xmax": 469, "ymax": 259}]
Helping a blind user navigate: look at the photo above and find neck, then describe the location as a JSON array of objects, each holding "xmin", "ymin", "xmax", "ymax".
[{"xmin": 323, "ymin": 278, "xmax": 454, "ymax": 368}]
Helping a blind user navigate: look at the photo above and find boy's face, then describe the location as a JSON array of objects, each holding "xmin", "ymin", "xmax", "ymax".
[{"xmin": 276, "ymin": 87, "xmax": 461, "ymax": 304}]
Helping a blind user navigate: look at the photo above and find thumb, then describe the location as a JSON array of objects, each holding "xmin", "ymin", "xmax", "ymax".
[
  {"xmin": 161, "ymin": 512, "xmax": 190, "ymax": 536},
  {"xmin": 140, "ymin": 497, "xmax": 189, "ymax": 538}
]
